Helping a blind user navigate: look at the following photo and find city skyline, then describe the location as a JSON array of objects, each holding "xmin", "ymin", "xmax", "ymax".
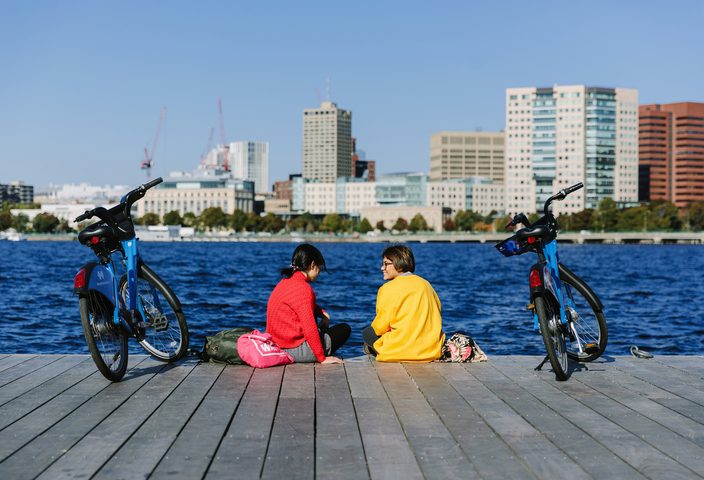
[{"xmin": 1, "ymin": 1, "xmax": 702, "ymax": 188}]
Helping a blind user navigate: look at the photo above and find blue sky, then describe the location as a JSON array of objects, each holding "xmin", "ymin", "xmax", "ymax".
[{"xmin": 1, "ymin": 1, "xmax": 702, "ymax": 189}]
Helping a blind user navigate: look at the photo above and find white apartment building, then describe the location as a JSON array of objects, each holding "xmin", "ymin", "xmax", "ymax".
[
  {"xmin": 341, "ymin": 181, "xmax": 377, "ymax": 216},
  {"xmin": 472, "ymin": 183, "xmax": 505, "ymax": 216},
  {"xmin": 303, "ymin": 101, "xmax": 353, "ymax": 182},
  {"xmin": 427, "ymin": 180, "xmax": 466, "ymax": 214},
  {"xmin": 303, "ymin": 182, "xmax": 337, "ymax": 215},
  {"xmin": 230, "ymin": 141, "xmax": 269, "ymax": 195},
  {"xmin": 505, "ymin": 85, "xmax": 639, "ymax": 215},
  {"xmin": 430, "ymin": 131, "xmax": 505, "ymax": 183},
  {"xmin": 35, "ymin": 183, "xmax": 129, "ymax": 204}
]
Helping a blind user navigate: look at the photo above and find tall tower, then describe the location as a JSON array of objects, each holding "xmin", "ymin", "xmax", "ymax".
[
  {"xmin": 429, "ymin": 131, "xmax": 505, "ymax": 182},
  {"xmin": 302, "ymin": 101, "xmax": 353, "ymax": 182},
  {"xmin": 230, "ymin": 141, "xmax": 270, "ymax": 195},
  {"xmin": 505, "ymin": 85, "xmax": 639, "ymax": 215}
]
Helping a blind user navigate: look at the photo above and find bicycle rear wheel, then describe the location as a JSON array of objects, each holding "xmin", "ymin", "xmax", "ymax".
[
  {"xmin": 535, "ymin": 295, "xmax": 568, "ymax": 381},
  {"xmin": 79, "ymin": 291, "xmax": 128, "ymax": 382},
  {"xmin": 120, "ymin": 264, "xmax": 188, "ymax": 361},
  {"xmin": 559, "ymin": 264, "xmax": 608, "ymax": 362}
]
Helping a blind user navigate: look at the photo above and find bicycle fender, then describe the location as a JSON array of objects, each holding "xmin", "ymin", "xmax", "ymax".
[
  {"xmin": 558, "ymin": 263, "xmax": 604, "ymax": 311},
  {"xmin": 74, "ymin": 262, "xmax": 116, "ymax": 306}
]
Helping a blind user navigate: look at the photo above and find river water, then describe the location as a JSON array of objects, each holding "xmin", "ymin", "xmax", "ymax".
[{"xmin": 1, "ymin": 240, "xmax": 703, "ymax": 359}]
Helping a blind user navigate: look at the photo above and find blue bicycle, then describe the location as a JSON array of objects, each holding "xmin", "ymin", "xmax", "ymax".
[
  {"xmin": 73, "ymin": 178, "xmax": 188, "ymax": 381},
  {"xmin": 496, "ymin": 182, "xmax": 608, "ymax": 380}
]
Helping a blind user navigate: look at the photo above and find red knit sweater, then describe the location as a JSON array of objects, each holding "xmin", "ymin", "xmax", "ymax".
[{"xmin": 266, "ymin": 271, "xmax": 326, "ymax": 362}]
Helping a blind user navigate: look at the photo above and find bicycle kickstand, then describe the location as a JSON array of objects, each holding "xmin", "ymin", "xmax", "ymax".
[{"xmin": 534, "ymin": 355, "xmax": 550, "ymax": 371}]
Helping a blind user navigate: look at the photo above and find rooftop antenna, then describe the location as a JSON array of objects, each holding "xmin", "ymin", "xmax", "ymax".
[{"xmin": 325, "ymin": 76, "xmax": 331, "ymax": 102}]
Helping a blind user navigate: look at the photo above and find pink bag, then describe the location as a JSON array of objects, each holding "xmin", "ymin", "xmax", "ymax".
[{"xmin": 237, "ymin": 330, "xmax": 295, "ymax": 368}]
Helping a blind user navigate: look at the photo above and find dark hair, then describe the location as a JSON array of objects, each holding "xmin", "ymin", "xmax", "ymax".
[
  {"xmin": 281, "ymin": 243, "xmax": 327, "ymax": 278},
  {"xmin": 382, "ymin": 244, "xmax": 415, "ymax": 273}
]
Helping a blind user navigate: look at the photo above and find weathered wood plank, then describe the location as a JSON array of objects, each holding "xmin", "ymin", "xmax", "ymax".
[
  {"xmin": 0, "ymin": 356, "xmax": 164, "ymax": 479},
  {"xmin": 0, "ymin": 357, "xmax": 97, "ymax": 430},
  {"xmin": 611, "ymin": 357, "xmax": 704, "ymax": 404},
  {"xmin": 346, "ymin": 360, "xmax": 423, "ymax": 480},
  {"xmin": 261, "ymin": 363, "xmax": 315, "ymax": 480},
  {"xmin": 497, "ymin": 357, "xmax": 703, "ymax": 479},
  {"xmin": 93, "ymin": 362, "xmax": 225, "ymax": 480},
  {"xmin": 150, "ymin": 365, "xmax": 252, "ymax": 480},
  {"xmin": 315, "ymin": 363, "xmax": 368, "ymax": 479},
  {"xmin": 0, "ymin": 354, "xmax": 36, "ymax": 373},
  {"xmin": 0, "ymin": 355, "xmax": 61, "ymax": 387},
  {"xmin": 485, "ymin": 357, "xmax": 647, "ymax": 478},
  {"xmin": 0, "ymin": 355, "xmax": 88, "ymax": 406},
  {"xmin": 437, "ymin": 362, "xmax": 592, "ymax": 479},
  {"xmin": 205, "ymin": 366, "xmax": 284, "ymax": 479},
  {"xmin": 35, "ymin": 360, "xmax": 198, "ymax": 480},
  {"xmin": 656, "ymin": 356, "xmax": 704, "ymax": 378},
  {"xmin": 406, "ymin": 362, "xmax": 535, "ymax": 479},
  {"xmin": 375, "ymin": 362, "xmax": 475, "ymax": 479}
]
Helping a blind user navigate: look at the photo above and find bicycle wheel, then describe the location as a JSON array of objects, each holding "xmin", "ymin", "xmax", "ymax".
[
  {"xmin": 119, "ymin": 263, "xmax": 188, "ymax": 361},
  {"xmin": 559, "ymin": 264, "xmax": 608, "ymax": 362},
  {"xmin": 535, "ymin": 295, "xmax": 568, "ymax": 381},
  {"xmin": 80, "ymin": 291, "xmax": 128, "ymax": 382}
]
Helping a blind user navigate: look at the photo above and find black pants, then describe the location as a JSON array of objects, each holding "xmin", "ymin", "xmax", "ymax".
[
  {"xmin": 326, "ymin": 323, "xmax": 352, "ymax": 354},
  {"xmin": 362, "ymin": 325, "xmax": 380, "ymax": 356}
]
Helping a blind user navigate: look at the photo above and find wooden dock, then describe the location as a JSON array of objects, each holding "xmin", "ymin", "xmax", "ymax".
[{"xmin": 0, "ymin": 354, "xmax": 703, "ymax": 479}]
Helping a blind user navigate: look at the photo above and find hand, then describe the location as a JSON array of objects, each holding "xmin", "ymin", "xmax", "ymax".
[{"xmin": 321, "ymin": 356, "xmax": 342, "ymax": 364}]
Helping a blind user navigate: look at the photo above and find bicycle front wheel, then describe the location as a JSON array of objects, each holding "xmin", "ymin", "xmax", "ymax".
[
  {"xmin": 559, "ymin": 264, "xmax": 608, "ymax": 362},
  {"xmin": 535, "ymin": 295, "xmax": 568, "ymax": 381},
  {"xmin": 80, "ymin": 291, "xmax": 128, "ymax": 382},
  {"xmin": 120, "ymin": 264, "xmax": 189, "ymax": 361}
]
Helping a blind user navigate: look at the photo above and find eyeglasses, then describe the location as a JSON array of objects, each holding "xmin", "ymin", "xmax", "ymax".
[{"xmin": 381, "ymin": 261, "xmax": 394, "ymax": 269}]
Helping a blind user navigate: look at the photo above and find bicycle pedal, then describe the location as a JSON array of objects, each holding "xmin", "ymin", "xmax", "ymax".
[
  {"xmin": 526, "ymin": 303, "xmax": 534, "ymax": 311},
  {"xmin": 584, "ymin": 343, "xmax": 599, "ymax": 354}
]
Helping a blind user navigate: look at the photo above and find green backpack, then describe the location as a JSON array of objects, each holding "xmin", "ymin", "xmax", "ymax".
[{"xmin": 200, "ymin": 327, "xmax": 253, "ymax": 364}]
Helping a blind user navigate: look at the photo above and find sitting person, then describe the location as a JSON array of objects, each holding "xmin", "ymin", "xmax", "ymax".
[
  {"xmin": 267, "ymin": 243, "xmax": 350, "ymax": 364},
  {"xmin": 363, "ymin": 245, "xmax": 445, "ymax": 362}
]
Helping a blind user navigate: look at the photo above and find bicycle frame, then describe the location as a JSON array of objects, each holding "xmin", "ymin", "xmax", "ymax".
[{"xmin": 529, "ymin": 239, "xmax": 567, "ymax": 329}]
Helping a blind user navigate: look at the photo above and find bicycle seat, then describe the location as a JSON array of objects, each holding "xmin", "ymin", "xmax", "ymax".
[
  {"xmin": 514, "ymin": 225, "xmax": 550, "ymax": 240},
  {"xmin": 78, "ymin": 222, "xmax": 117, "ymax": 245}
]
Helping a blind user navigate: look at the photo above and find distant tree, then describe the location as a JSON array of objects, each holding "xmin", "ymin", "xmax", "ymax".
[
  {"xmin": 163, "ymin": 210, "xmax": 183, "ymax": 226},
  {"xmin": 443, "ymin": 218, "xmax": 456, "ymax": 231},
  {"xmin": 559, "ymin": 209, "xmax": 593, "ymax": 231},
  {"xmin": 32, "ymin": 213, "xmax": 60, "ymax": 233},
  {"xmin": 290, "ymin": 212, "xmax": 317, "ymax": 231},
  {"xmin": 0, "ymin": 211, "xmax": 12, "ymax": 230},
  {"xmin": 472, "ymin": 220, "xmax": 492, "ymax": 232},
  {"xmin": 200, "ymin": 207, "xmax": 228, "ymax": 231},
  {"xmin": 687, "ymin": 201, "xmax": 704, "ymax": 231},
  {"xmin": 137, "ymin": 212, "xmax": 161, "ymax": 226},
  {"xmin": 408, "ymin": 214, "xmax": 429, "ymax": 232},
  {"xmin": 392, "ymin": 217, "xmax": 408, "ymax": 231},
  {"xmin": 182, "ymin": 212, "xmax": 197, "ymax": 227},
  {"xmin": 12, "ymin": 213, "xmax": 29, "ymax": 232},
  {"xmin": 649, "ymin": 201, "xmax": 682, "ymax": 231},
  {"xmin": 56, "ymin": 219, "xmax": 73, "ymax": 233},
  {"xmin": 592, "ymin": 198, "xmax": 618, "ymax": 231},
  {"xmin": 321, "ymin": 213, "xmax": 343, "ymax": 233},
  {"xmin": 305, "ymin": 221, "xmax": 316, "ymax": 233},
  {"xmin": 358, "ymin": 218, "xmax": 373, "ymax": 233},
  {"xmin": 616, "ymin": 205, "xmax": 649, "ymax": 231},
  {"xmin": 454, "ymin": 210, "xmax": 482, "ymax": 231},
  {"xmin": 261, "ymin": 213, "xmax": 285, "ymax": 233},
  {"xmin": 483, "ymin": 210, "xmax": 498, "ymax": 224},
  {"xmin": 375, "ymin": 220, "xmax": 386, "ymax": 232},
  {"xmin": 229, "ymin": 209, "xmax": 248, "ymax": 232},
  {"xmin": 527, "ymin": 212, "xmax": 541, "ymax": 225},
  {"xmin": 245, "ymin": 212, "xmax": 263, "ymax": 232}
]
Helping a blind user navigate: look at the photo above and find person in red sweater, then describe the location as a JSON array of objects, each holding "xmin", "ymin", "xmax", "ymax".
[{"xmin": 266, "ymin": 244, "xmax": 350, "ymax": 364}]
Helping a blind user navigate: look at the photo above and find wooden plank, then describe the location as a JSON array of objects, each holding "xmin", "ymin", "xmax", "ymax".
[
  {"xmin": 150, "ymin": 365, "xmax": 253, "ymax": 480},
  {"xmin": 315, "ymin": 363, "xmax": 369, "ymax": 479},
  {"xmin": 0, "ymin": 355, "xmax": 88, "ymax": 406},
  {"xmin": 437, "ymin": 362, "xmax": 592, "ymax": 479},
  {"xmin": 93, "ymin": 362, "xmax": 225, "ymax": 480},
  {"xmin": 346, "ymin": 360, "xmax": 423, "ymax": 480},
  {"xmin": 261, "ymin": 364, "xmax": 315, "ymax": 480},
  {"xmin": 656, "ymin": 356, "xmax": 704, "ymax": 378},
  {"xmin": 0, "ymin": 357, "xmax": 97, "ymax": 430},
  {"xmin": 0, "ymin": 355, "xmax": 61, "ymax": 387},
  {"xmin": 406, "ymin": 363, "xmax": 535, "ymax": 479},
  {"xmin": 496, "ymin": 356, "xmax": 703, "ymax": 479},
  {"xmin": 375, "ymin": 362, "xmax": 475, "ymax": 479},
  {"xmin": 35, "ymin": 359, "xmax": 198, "ymax": 480},
  {"xmin": 0, "ymin": 356, "xmax": 164, "ymax": 479},
  {"xmin": 611, "ymin": 357, "xmax": 704, "ymax": 405},
  {"xmin": 482, "ymin": 358, "xmax": 647, "ymax": 478},
  {"xmin": 205, "ymin": 366, "xmax": 284, "ymax": 479},
  {"xmin": 0, "ymin": 354, "xmax": 36, "ymax": 373}
]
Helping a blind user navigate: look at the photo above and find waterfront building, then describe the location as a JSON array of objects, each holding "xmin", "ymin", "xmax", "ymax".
[
  {"xmin": 34, "ymin": 183, "xmax": 128, "ymax": 205},
  {"xmin": 137, "ymin": 172, "xmax": 254, "ymax": 218},
  {"xmin": 0, "ymin": 181, "xmax": 34, "ymax": 207},
  {"xmin": 472, "ymin": 183, "xmax": 505, "ymax": 216},
  {"xmin": 505, "ymin": 85, "xmax": 639, "ymax": 215},
  {"xmin": 427, "ymin": 180, "xmax": 466, "ymax": 214},
  {"xmin": 338, "ymin": 178, "xmax": 377, "ymax": 216},
  {"xmin": 430, "ymin": 131, "xmax": 505, "ymax": 183},
  {"xmin": 264, "ymin": 198, "xmax": 291, "ymax": 214},
  {"xmin": 303, "ymin": 181, "xmax": 337, "ymax": 215},
  {"xmin": 230, "ymin": 141, "xmax": 269, "ymax": 195},
  {"xmin": 376, "ymin": 173, "xmax": 427, "ymax": 206},
  {"xmin": 359, "ymin": 205, "xmax": 445, "ymax": 233},
  {"xmin": 639, "ymin": 102, "xmax": 704, "ymax": 208},
  {"xmin": 303, "ymin": 101, "xmax": 353, "ymax": 182}
]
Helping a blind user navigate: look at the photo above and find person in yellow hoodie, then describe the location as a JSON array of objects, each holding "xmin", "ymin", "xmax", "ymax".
[{"xmin": 362, "ymin": 245, "xmax": 445, "ymax": 362}]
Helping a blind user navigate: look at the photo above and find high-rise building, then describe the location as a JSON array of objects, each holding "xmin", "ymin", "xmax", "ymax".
[
  {"xmin": 429, "ymin": 131, "xmax": 505, "ymax": 183},
  {"xmin": 639, "ymin": 102, "xmax": 704, "ymax": 208},
  {"xmin": 230, "ymin": 141, "xmax": 269, "ymax": 195},
  {"xmin": 0, "ymin": 181, "xmax": 34, "ymax": 207},
  {"xmin": 303, "ymin": 101, "xmax": 353, "ymax": 182},
  {"xmin": 505, "ymin": 85, "xmax": 639, "ymax": 215}
]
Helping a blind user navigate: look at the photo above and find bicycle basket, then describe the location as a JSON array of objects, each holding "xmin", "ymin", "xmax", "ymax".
[{"xmin": 495, "ymin": 235, "xmax": 532, "ymax": 257}]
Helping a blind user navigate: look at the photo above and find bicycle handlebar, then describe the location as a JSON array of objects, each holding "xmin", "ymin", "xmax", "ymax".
[
  {"xmin": 73, "ymin": 177, "xmax": 163, "ymax": 223},
  {"xmin": 543, "ymin": 182, "xmax": 583, "ymax": 218}
]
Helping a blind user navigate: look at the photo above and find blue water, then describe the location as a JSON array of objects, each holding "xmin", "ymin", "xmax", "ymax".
[{"xmin": 1, "ymin": 240, "xmax": 703, "ymax": 358}]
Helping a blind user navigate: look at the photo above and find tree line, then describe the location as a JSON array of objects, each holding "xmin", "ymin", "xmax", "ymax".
[{"xmin": 2, "ymin": 199, "xmax": 704, "ymax": 234}]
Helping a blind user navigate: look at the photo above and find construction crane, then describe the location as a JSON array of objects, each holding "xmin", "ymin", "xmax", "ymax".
[
  {"xmin": 218, "ymin": 97, "xmax": 230, "ymax": 172},
  {"xmin": 140, "ymin": 106, "xmax": 167, "ymax": 179},
  {"xmin": 200, "ymin": 127, "xmax": 215, "ymax": 167}
]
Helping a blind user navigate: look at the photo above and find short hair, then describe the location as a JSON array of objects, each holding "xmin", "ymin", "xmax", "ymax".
[{"xmin": 382, "ymin": 245, "xmax": 415, "ymax": 273}]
